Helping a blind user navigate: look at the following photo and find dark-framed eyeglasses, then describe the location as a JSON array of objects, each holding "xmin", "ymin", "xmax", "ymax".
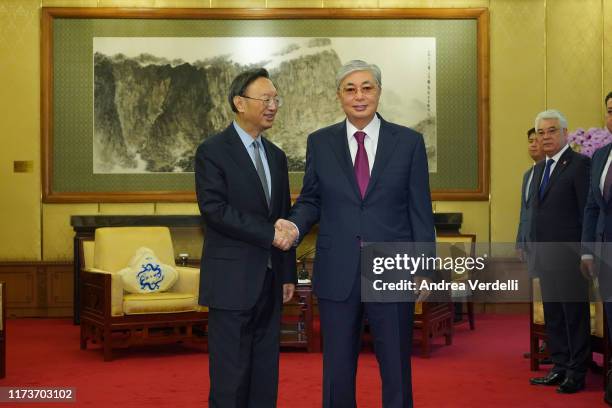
[{"xmin": 240, "ymin": 95, "xmax": 283, "ymax": 108}]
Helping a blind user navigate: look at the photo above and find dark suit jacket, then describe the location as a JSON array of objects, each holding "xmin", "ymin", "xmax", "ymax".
[
  {"xmin": 582, "ymin": 142, "xmax": 612, "ymax": 298},
  {"xmin": 195, "ymin": 124, "xmax": 296, "ymax": 310},
  {"xmin": 517, "ymin": 166, "xmax": 539, "ymax": 277},
  {"xmin": 516, "ymin": 167, "xmax": 535, "ymax": 249},
  {"xmin": 289, "ymin": 114, "xmax": 436, "ymax": 301},
  {"xmin": 531, "ymin": 147, "xmax": 590, "ymax": 298},
  {"xmin": 582, "ymin": 143, "xmax": 612, "ymax": 245}
]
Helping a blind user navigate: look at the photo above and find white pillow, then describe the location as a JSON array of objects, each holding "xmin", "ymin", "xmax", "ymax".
[{"xmin": 118, "ymin": 247, "xmax": 178, "ymax": 294}]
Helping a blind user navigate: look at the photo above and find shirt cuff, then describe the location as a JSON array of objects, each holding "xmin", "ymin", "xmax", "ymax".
[
  {"xmin": 581, "ymin": 254, "xmax": 594, "ymax": 260},
  {"xmin": 287, "ymin": 221, "xmax": 300, "ymax": 246}
]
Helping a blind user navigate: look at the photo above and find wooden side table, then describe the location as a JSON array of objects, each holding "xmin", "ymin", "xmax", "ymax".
[{"xmin": 281, "ymin": 283, "xmax": 319, "ymax": 352}]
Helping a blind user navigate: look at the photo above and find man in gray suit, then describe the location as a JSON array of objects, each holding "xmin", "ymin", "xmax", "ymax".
[
  {"xmin": 516, "ymin": 127, "xmax": 545, "ymax": 265},
  {"xmin": 517, "ymin": 127, "xmax": 547, "ymax": 362}
]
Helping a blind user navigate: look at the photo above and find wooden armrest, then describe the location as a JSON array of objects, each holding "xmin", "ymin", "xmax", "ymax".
[{"xmin": 81, "ymin": 269, "xmax": 123, "ymax": 317}]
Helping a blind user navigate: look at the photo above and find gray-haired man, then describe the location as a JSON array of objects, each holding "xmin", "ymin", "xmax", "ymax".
[
  {"xmin": 528, "ymin": 109, "xmax": 590, "ymax": 394},
  {"xmin": 277, "ymin": 60, "xmax": 435, "ymax": 407},
  {"xmin": 195, "ymin": 68, "xmax": 296, "ymax": 407}
]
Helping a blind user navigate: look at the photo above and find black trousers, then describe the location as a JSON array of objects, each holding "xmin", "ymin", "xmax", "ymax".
[
  {"xmin": 318, "ymin": 275, "xmax": 415, "ymax": 408},
  {"xmin": 540, "ymin": 273, "xmax": 590, "ymax": 381},
  {"xmin": 208, "ymin": 268, "xmax": 281, "ymax": 408}
]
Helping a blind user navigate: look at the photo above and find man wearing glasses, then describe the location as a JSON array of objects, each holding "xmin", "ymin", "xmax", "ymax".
[
  {"xmin": 528, "ymin": 109, "xmax": 591, "ymax": 394},
  {"xmin": 195, "ymin": 68, "xmax": 296, "ymax": 407},
  {"xmin": 277, "ymin": 60, "xmax": 435, "ymax": 407}
]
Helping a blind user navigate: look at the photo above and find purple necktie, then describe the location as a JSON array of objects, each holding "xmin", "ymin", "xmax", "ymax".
[{"xmin": 354, "ymin": 131, "xmax": 370, "ymax": 198}]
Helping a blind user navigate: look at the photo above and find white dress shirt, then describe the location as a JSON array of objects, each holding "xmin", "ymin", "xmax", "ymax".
[
  {"xmin": 289, "ymin": 115, "xmax": 382, "ymax": 243},
  {"xmin": 600, "ymin": 149, "xmax": 612, "ymax": 193},
  {"xmin": 525, "ymin": 164, "xmax": 535, "ymax": 202},
  {"xmin": 346, "ymin": 115, "xmax": 381, "ymax": 173},
  {"xmin": 541, "ymin": 143, "xmax": 570, "ymax": 183},
  {"xmin": 233, "ymin": 121, "xmax": 272, "ymax": 198}
]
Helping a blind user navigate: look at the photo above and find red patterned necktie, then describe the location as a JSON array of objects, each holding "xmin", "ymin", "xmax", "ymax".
[{"xmin": 354, "ymin": 131, "xmax": 370, "ymax": 198}]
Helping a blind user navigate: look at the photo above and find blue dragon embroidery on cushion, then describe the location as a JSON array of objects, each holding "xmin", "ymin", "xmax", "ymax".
[{"xmin": 137, "ymin": 262, "xmax": 164, "ymax": 291}]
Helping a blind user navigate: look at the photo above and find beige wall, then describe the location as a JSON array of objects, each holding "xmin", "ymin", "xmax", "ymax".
[{"xmin": 0, "ymin": 0, "xmax": 610, "ymax": 261}]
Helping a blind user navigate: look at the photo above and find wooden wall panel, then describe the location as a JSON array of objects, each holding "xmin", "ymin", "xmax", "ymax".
[
  {"xmin": 47, "ymin": 265, "xmax": 73, "ymax": 309},
  {"xmin": 0, "ymin": 262, "xmax": 72, "ymax": 317}
]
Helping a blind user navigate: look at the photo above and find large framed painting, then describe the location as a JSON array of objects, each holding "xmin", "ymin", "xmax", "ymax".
[{"xmin": 41, "ymin": 7, "xmax": 489, "ymax": 202}]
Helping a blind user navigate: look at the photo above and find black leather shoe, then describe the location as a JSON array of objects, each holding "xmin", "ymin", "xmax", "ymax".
[
  {"xmin": 529, "ymin": 371, "xmax": 565, "ymax": 386},
  {"xmin": 556, "ymin": 378, "xmax": 585, "ymax": 394}
]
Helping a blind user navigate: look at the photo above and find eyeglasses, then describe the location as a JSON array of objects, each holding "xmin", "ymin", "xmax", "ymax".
[
  {"xmin": 340, "ymin": 84, "xmax": 378, "ymax": 97},
  {"xmin": 241, "ymin": 95, "xmax": 283, "ymax": 108},
  {"xmin": 537, "ymin": 127, "xmax": 560, "ymax": 137}
]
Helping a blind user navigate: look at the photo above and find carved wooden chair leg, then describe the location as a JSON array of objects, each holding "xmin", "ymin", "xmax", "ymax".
[
  {"xmin": 529, "ymin": 335, "xmax": 540, "ymax": 371},
  {"xmin": 467, "ymin": 301, "xmax": 475, "ymax": 330},
  {"xmin": 103, "ymin": 327, "xmax": 113, "ymax": 361},
  {"xmin": 80, "ymin": 325, "xmax": 87, "ymax": 350},
  {"xmin": 421, "ymin": 327, "xmax": 431, "ymax": 358}
]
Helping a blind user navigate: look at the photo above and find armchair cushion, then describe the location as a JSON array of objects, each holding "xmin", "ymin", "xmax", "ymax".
[
  {"xmin": 118, "ymin": 247, "xmax": 178, "ymax": 294},
  {"xmin": 123, "ymin": 292, "xmax": 197, "ymax": 315}
]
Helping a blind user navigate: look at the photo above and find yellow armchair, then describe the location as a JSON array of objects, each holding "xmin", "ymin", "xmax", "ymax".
[{"xmin": 79, "ymin": 227, "xmax": 208, "ymax": 361}]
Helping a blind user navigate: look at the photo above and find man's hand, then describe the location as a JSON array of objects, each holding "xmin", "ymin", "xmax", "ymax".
[
  {"xmin": 283, "ymin": 283, "xmax": 295, "ymax": 303},
  {"xmin": 580, "ymin": 258, "xmax": 597, "ymax": 280},
  {"xmin": 413, "ymin": 276, "xmax": 432, "ymax": 303},
  {"xmin": 272, "ymin": 219, "xmax": 298, "ymax": 251}
]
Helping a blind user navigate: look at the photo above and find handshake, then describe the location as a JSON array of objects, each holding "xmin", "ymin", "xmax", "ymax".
[{"xmin": 273, "ymin": 219, "xmax": 299, "ymax": 251}]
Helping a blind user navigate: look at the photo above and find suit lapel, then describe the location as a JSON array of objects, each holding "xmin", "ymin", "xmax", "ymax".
[
  {"xmin": 539, "ymin": 148, "xmax": 573, "ymax": 201},
  {"xmin": 524, "ymin": 169, "xmax": 533, "ymax": 204},
  {"xmin": 224, "ymin": 126, "xmax": 269, "ymax": 211},
  {"xmin": 532, "ymin": 160, "xmax": 545, "ymax": 204},
  {"xmin": 329, "ymin": 121, "xmax": 362, "ymax": 200},
  {"xmin": 364, "ymin": 119, "xmax": 399, "ymax": 200},
  {"xmin": 595, "ymin": 144, "xmax": 612, "ymax": 205}
]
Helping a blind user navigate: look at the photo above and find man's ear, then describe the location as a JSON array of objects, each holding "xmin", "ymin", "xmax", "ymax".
[{"xmin": 233, "ymin": 95, "xmax": 245, "ymax": 113}]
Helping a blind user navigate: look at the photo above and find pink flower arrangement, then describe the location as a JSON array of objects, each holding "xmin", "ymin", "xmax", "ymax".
[{"xmin": 568, "ymin": 127, "xmax": 612, "ymax": 158}]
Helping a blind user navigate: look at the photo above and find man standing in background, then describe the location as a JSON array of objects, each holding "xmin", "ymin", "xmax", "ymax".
[
  {"xmin": 517, "ymin": 127, "xmax": 548, "ymax": 362},
  {"xmin": 528, "ymin": 109, "xmax": 591, "ymax": 394},
  {"xmin": 516, "ymin": 127, "xmax": 545, "ymax": 262},
  {"xmin": 581, "ymin": 91, "xmax": 612, "ymax": 405},
  {"xmin": 195, "ymin": 68, "xmax": 296, "ymax": 407}
]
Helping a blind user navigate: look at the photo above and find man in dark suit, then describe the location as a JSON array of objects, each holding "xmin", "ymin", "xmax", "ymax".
[
  {"xmin": 517, "ymin": 127, "xmax": 545, "ymax": 259},
  {"xmin": 195, "ymin": 68, "xmax": 296, "ymax": 407},
  {"xmin": 581, "ymin": 91, "xmax": 612, "ymax": 405},
  {"xmin": 277, "ymin": 60, "xmax": 435, "ymax": 408},
  {"xmin": 517, "ymin": 127, "xmax": 549, "ymax": 361},
  {"xmin": 528, "ymin": 109, "xmax": 591, "ymax": 394}
]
